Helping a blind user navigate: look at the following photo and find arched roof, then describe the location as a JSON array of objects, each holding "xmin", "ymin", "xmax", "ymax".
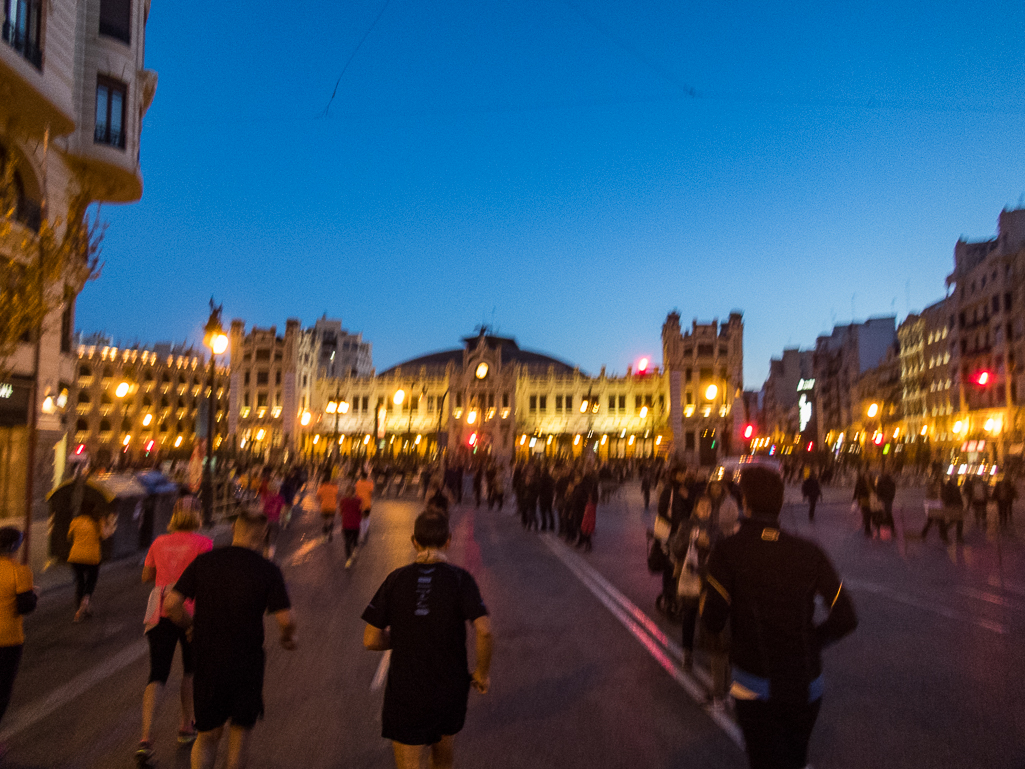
[{"xmin": 378, "ymin": 334, "xmax": 579, "ymax": 377}]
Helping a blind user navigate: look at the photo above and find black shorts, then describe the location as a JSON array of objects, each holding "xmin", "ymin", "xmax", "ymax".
[
  {"xmin": 193, "ymin": 665, "xmax": 264, "ymax": 732},
  {"xmin": 382, "ymin": 687, "xmax": 469, "ymax": 746},
  {"xmin": 146, "ymin": 617, "xmax": 194, "ymax": 684}
]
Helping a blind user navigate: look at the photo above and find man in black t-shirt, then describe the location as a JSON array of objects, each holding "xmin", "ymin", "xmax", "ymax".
[
  {"xmin": 363, "ymin": 511, "xmax": 492, "ymax": 769},
  {"xmin": 165, "ymin": 513, "xmax": 296, "ymax": 769},
  {"xmin": 702, "ymin": 467, "xmax": 857, "ymax": 769}
]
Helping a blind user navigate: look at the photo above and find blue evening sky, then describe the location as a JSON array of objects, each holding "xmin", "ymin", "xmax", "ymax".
[{"xmin": 75, "ymin": 0, "xmax": 1025, "ymax": 388}]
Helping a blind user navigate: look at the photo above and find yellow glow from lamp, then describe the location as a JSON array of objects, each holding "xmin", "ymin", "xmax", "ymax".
[
  {"xmin": 705, "ymin": 384, "xmax": 718, "ymax": 400},
  {"xmin": 256, "ymin": 428, "xmax": 266, "ymax": 440},
  {"xmin": 953, "ymin": 420, "xmax": 963, "ymax": 434},
  {"xmin": 313, "ymin": 435, "xmax": 319, "ymax": 444},
  {"xmin": 174, "ymin": 436, "xmax": 183, "ymax": 447},
  {"xmin": 639, "ymin": 406, "xmax": 648, "ymax": 419},
  {"xmin": 393, "ymin": 390, "xmax": 405, "ymax": 406},
  {"xmin": 467, "ymin": 410, "xmax": 477, "ymax": 425},
  {"xmin": 142, "ymin": 414, "xmax": 153, "ymax": 427},
  {"xmin": 867, "ymin": 403, "xmax": 879, "ymax": 418},
  {"xmin": 210, "ymin": 334, "xmax": 228, "ymax": 355},
  {"xmin": 122, "ymin": 434, "xmax": 131, "ymax": 446},
  {"xmin": 115, "ymin": 382, "xmax": 130, "ymax": 398},
  {"xmin": 326, "ymin": 401, "xmax": 337, "ymax": 414},
  {"xmin": 574, "ymin": 435, "xmax": 581, "ymax": 445},
  {"xmin": 300, "ymin": 410, "xmax": 312, "ymax": 426},
  {"xmin": 579, "ymin": 400, "xmax": 588, "ymax": 413},
  {"xmin": 339, "ymin": 401, "xmax": 349, "ymax": 414}
]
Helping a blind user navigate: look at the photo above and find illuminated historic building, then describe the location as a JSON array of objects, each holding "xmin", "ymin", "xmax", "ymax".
[
  {"xmin": 661, "ymin": 312, "xmax": 744, "ymax": 465},
  {"xmin": 1, "ymin": 0, "xmax": 156, "ymax": 520},
  {"xmin": 73, "ymin": 337, "xmax": 229, "ymax": 465},
  {"xmin": 947, "ymin": 208, "xmax": 1025, "ymax": 465},
  {"xmin": 301, "ymin": 330, "xmax": 670, "ymax": 466}
]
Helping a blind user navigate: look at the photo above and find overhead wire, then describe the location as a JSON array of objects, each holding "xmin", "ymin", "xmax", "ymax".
[{"xmin": 321, "ymin": 0, "xmax": 394, "ymax": 118}]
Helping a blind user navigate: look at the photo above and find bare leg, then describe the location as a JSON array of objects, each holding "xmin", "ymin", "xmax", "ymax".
[
  {"xmin": 225, "ymin": 724, "xmax": 253, "ymax": 769},
  {"xmin": 191, "ymin": 727, "xmax": 223, "ymax": 769},
  {"xmin": 392, "ymin": 741, "xmax": 427, "ymax": 769},
  {"xmin": 179, "ymin": 674, "xmax": 194, "ymax": 730},
  {"xmin": 140, "ymin": 681, "xmax": 163, "ymax": 743},
  {"xmin": 429, "ymin": 736, "xmax": 455, "ymax": 769}
]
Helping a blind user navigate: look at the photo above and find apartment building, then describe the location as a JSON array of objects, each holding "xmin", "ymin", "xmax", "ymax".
[{"xmin": 1, "ymin": 0, "xmax": 156, "ymax": 519}]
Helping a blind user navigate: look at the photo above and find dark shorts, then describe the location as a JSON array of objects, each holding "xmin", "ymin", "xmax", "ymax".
[
  {"xmin": 146, "ymin": 617, "xmax": 194, "ymax": 684},
  {"xmin": 382, "ymin": 687, "xmax": 469, "ymax": 746},
  {"xmin": 193, "ymin": 664, "xmax": 264, "ymax": 732}
]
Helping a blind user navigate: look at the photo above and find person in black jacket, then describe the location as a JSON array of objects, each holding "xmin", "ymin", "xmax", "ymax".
[
  {"xmin": 702, "ymin": 466, "xmax": 857, "ymax": 769},
  {"xmin": 654, "ymin": 467, "xmax": 694, "ymax": 612},
  {"xmin": 800, "ymin": 473, "xmax": 821, "ymax": 522}
]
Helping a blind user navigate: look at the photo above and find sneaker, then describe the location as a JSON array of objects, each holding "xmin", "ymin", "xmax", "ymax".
[
  {"xmin": 135, "ymin": 741, "xmax": 155, "ymax": 767},
  {"xmin": 177, "ymin": 724, "xmax": 198, "ymax": 745}
]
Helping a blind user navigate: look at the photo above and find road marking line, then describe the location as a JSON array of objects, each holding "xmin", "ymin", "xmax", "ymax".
[
  {"xmin": 288, "ymin": 536, "xmax": 325, "ymax": 567},
  {"xmin": 0, "ymin": 639, "xmax": 148, "ymax": 742},
  {"xmin": 955, "ymin": 586, "xmax": 1025, "ymax": 613},
  {"xmin": 987, "ymin": 575, "xmax": 1025, "ymax": 596},
  {"xmin": 540, "ymin": 536, "xmax": 743, "ymax": 748},
  {"xmin": 371, "ymin": 650, "xmax": 391, "ymax": 691},
  {"xmin": 845, "ymin": 578, "xmax": 1007, "ymax": 634}
]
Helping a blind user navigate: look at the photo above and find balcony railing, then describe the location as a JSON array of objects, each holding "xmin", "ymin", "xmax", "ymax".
[
  {"xmin": 1, "ymin": 16, "xmax": 43, "ymax": 70},
  {"xmin": 94, "ymin": 124, "xmax": 125, "ymax": 149}
]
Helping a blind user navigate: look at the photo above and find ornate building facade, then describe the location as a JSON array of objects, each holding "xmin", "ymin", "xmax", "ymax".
[
  {"xmin": 1, "ymin": 0, "xmax": 156, "ymax": 520},
  {"xmin": 74, "ymin": 337, "xmax": 229, "ymax": 466},
  {"xmin": 661, "ymin": 311, "xmax": 744, "ymax": 465},
  {"xmin": 301, "ymin": 330, "xmax": 671, "ymax": 466}
]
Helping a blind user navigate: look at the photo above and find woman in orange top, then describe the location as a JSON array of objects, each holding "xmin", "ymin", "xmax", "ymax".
[
  {"xmin": 0, "ymin": 526, "xmax": 35, "ymax": 743},
  {"xmin": 316, "ymin": 471, "xmax": 340, "ymax": 541},
  {"xmin": 67, "ymin": 500, "xmax": 114, "ymax": 622}
]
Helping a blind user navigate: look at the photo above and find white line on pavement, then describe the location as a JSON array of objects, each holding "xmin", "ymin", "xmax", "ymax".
[
  {"xmin": 371, "ymin": 650, "xmax": 391, "ymax": 691},
  {"xmin": 288, "ymin": 536, "xmax": 325, "ymax": 567},
  {"xmin": 845, "ymin": 578, "xmax": 1008, "ymax": 634},
  {"xmin": 955, "ymin": 586, "xmax": 1025, "ymax": 614},
  {"xmin": 539, "ymin": 535, "xmax": 743, "ymax": 748},
  {"xmin": 0, "ymin": 638, "xmax": 148, "ymax": 742}
]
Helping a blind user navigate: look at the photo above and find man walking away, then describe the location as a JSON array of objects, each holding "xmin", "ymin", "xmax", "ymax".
[
  {"xmin": 165, "ymin": 513, "xmax": 296, "ymax": 769},
  {"xmin": 994, "ymin": 475, "xmax": 1017, "ymax": 528},
  {"xmin": 800, "ymin": 473, "xmax": 821, "ymax": 523},
  {"xmin": 874, "ymin": 469, "xmax": 897, "ymax": 537},
  {"xmin": 702, "ymin": 467, "xmax": 857, "ymax": 769},
  {"xmin": 363, "ymin": 512, "xmax": 492, "ymax": 769}
]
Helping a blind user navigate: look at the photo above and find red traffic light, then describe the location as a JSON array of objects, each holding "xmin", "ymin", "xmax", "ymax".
[
  {"xmin": 75, "ymin": 443, "xmax": 85, "ymax": 455},
  {"xmin": 468, "ymin": 432, "xmax": 477, "ymax": 446},
  {"xmin": 975, "ymin": 371, "xmax": 991, "ymax": 386},
  {"xmin": 637, "ymin": 357, "xmax": 649, "ymax": 373},
  {"xmin": 743, "ymin": 425, "xmax": 754, "ymax": 439},
  {"xmin": 873, "ymin": 434, "xmax": 883, "ymax": 446},
  {"xmin": 806, "ymin": 442, "xmax": 814, "ymax": 452},
  {"xmin": 145, "ymin": 440, "xmax": 155, "ymax": 452}
]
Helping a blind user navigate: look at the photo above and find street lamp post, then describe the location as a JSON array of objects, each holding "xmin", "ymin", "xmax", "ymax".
[{"xmin": 202, "ymin": 301, "xmax": 228, "ymax": 526}]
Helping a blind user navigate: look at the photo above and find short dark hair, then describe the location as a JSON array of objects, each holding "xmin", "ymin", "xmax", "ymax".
[
  {"xmin": 0, "ymin": 527, "xmax": 23, "ymax": 554},
  {"xmin": 739, "ymin": 466, "xmax": 785, "ymax": 519},
  {"xmin": 413, "ymin": 511, "xmax": 450, "ymax": 548}
]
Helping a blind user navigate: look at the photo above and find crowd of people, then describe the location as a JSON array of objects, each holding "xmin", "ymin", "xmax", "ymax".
[{"xmin": 10, "ymin": 443, "xmax": 1025, "ymax": 768}]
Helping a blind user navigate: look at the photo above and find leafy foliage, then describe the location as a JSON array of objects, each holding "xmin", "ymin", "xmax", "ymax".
[{"xmin": 0, "ymin": 157, "xmax": 105, "ymax": 377}]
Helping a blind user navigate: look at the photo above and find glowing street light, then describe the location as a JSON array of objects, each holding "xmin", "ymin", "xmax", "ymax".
[
  {"xmin": 300, "ymin": 410, "xmax": 312, "ymax": 426},
  {"xmin": 867, "ymin": 403, "xmax": 879, "ymax": 418},
  {"xmin": 704, "ymin": 383, "xmax": 718, "ymax": 401},
  {"xmin": 393, "ymin": 389, "xmax": 405, "ymax": 406},
  {"xmin": 115, "ymin": 381, "xmax": 130, "ymax": 398}
]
